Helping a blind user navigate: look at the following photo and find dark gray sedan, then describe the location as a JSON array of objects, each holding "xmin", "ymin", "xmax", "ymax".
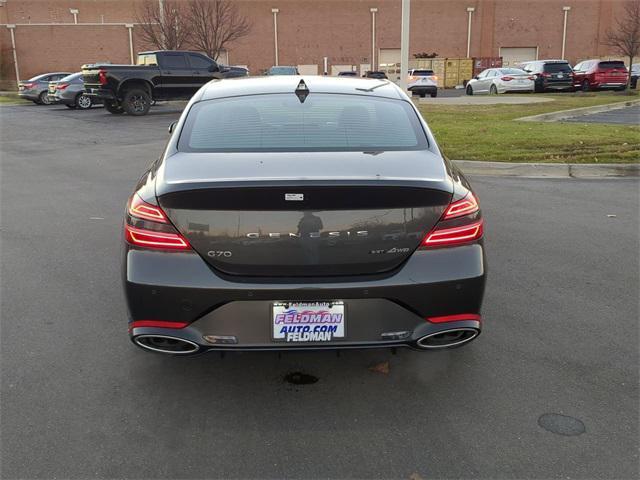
[
  {"xmin": 47, "ymin": 72, "xmax": 101, "ymax": 110},
  {"xmin": 124, "ymin": 76, "xmax": 486, "ymax": 355},
  {"xmin": 18, "ymin": 72, "xmax": 71, "ymax": 105}
]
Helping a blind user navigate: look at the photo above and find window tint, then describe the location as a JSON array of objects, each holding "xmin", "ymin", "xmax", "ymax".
[
  {"xmin": 59, "ymin": 73, "xmax": 83, "ymax": 82},
  {"xmin": 499, "ymin": 68, "xmax": 527, "ymax": 75},
  {"xmin": 599, "ymin": 61, "xmax": 626, "ymax": 69},
  {"xmin": 137, "ymin": 54, "xmax": 158, "ymax": 66},
  {"xmin": 188, "ymin": 54, "xmax": 212, "ymax": 69},
  {"xmin": 179, "ymin": 94, "xmax": 428, "ymax": 152},
  {"xmin": 161, "ymin": 54, "xmax": 188, "ymax": 69},
  {"xmin": 544, "ymin": 63, "xmax": 572, "ymax": 73},
  {"xmin": 411, "ymin": 70, "xmax": 434, "ymax": 76}
]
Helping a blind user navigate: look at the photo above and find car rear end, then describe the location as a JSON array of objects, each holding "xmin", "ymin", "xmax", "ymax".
[
  {"xmin": 407, "ymin": 69, "xmax": 438, "ymax": 97},
  {"xmin": 495, "ymin": 68, "xmax": 535, "ymax": 93},
  {"xmin": 82, "ymin": 64, "xmax": 119, "ymax": 102},
  {"xmin": 593, "ymin": 61, "xmax": 628, "ymax": 90},
  {"xmin": 123, "ymin": 79, "xmax": 486, "ymax": 355},
  {"xmin": 541, "ymin": 62, "xmax": 574, "ymax": 91},
  {"xmin": 18, "ymin": 78, "xmax": 44, "ymax": 101}
]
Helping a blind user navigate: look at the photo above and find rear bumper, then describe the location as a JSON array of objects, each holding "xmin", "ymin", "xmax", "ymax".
[
  {"xmin": 408, "ymin": 85, "xmax": 437, "ymax": 94},
  {"xmin": 18, "ymin": 90, "xmax": 40, "ymax": 100},
  {"xmin": 86, "ymin": 87, "xmax": 116, "ymax": 100},
  {"xmin": 124, "ymin": 244, "xmax": 487, "ymax": 353},
  {"xmin": 544, "ymin": 81, "xmax": 574, "ymax": 90}
]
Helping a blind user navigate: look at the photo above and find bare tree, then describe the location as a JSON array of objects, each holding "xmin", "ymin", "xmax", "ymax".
[
  {"xmin": 187, "ymin": 0, "xmax": 251, "ymax": 62},
  {"xmin": 603, "ymin": 0, "xmax": 640, "ymax": 88},
  {"xmin": 136, "ymin": 0, "xmax": 192, "ymax": 52}
]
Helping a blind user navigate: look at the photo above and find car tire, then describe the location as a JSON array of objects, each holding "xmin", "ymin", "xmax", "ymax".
[
  {"xmin": 534, "ymin": 81, "xmax": 544, "ymax": 93},
  {"xmin": 104, "ymin": 101, "xmax": 124, "ymax": 114},
  {"xmin": 490, "ymin": 85, "xmax": 498, "ymax": 95},
  {"xmin": 38, "ymin": 91, "xmax": 52, "ymax": 105},
  {"xmin": 582, "ymin": 80, "xmax": 590, "ymax": 92},
  {"xmin": 65, "ymin": 104, "xmax": 77, "ymax": 109},
  {"xmin": 122, "ymin": 88, "xmax": 151, "ymax": 116},
  {"xmin": 75, "ymin": 93, "xmax": 93, "ymax": 110},
  {"xmin": 32, "ymin": 100, "xmax": 41, "ymax": 105},
  {"xmin": 430, "ymin": 91, "xmax": 437, "ymax": 98},
  {"xmin": 466, "ymin": 85, "xmax": 473, "ymax": 96}
]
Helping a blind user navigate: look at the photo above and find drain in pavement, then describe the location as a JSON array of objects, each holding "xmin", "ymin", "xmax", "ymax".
[
  {"xmin": 538, "ymin": 413, "xmax": 586, "ymax": 436},
  {"xmin": 284, "ymin": 371, "xmax": 319, "ymax": 385}
]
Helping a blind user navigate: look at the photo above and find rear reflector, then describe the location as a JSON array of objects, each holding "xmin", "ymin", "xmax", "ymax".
[
  {"xmin": 427, "ymin": 313, "xmax": 481, "ymax": 323},
  {"xmin": 125, "ymin": 225, "xmax": 190, "ymax": 250},
  {"xmin": 128, "ymin": 194, "xmax": 168, "ymax": 223},
  {"xmin": 129, "ymin": 320, "xmax": 189, "ymax": 331},
  {"xmin": 423, "ymin": 220, "xmax": 483, "ymax": 247},
  {"xmin": 443, "ymin": 192, "xmax": 479, "ymax": 219}
]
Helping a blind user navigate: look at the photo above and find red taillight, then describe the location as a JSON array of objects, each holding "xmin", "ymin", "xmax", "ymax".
[
  {"xmin": 427, "ymin": 313, "xmax": 481, "ymax": 323},
  {"xmin": 423, "ymin": 220, "xmax": 484, "ymax": 247},
  {"xmin": 98, "ymin": 69, "xmax": 108, "ymax": 85},
  {"xmin": 501, "ymin": 76, "xmax": 513, "ymax": 81},
  {"xmin": 128, "ymin": 194, "xmax": 168, "ymax": 223},
  {"xmin": 23, "ymin": 82, "xmax": 36, "ymax": 89},
  {"xmin": 125, "ymin": 225, "xmax": 190, "ymax": 250},
  {"xmin": 443, "ymin": 193, "xmax": 479, "ymax": 219},
  {"xmin": 129, "ymin": 320, "xmax": 189, "ymax": 331},
  {"xmin": 56, "ymin": 83, "xmax": 68, "ymax": 90},
  {"xmin": 528, "ymin": 75, "xmax": 535, "ymax": 80}
]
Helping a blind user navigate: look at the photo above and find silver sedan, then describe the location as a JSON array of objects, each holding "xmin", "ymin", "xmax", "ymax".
[
  {"xmin": 47, "ymin": 72, "xmax": 100, "ymax": 110},
  {"xmin": 466, "ymin": 68, "xmax": 535, "ymax": 95}
]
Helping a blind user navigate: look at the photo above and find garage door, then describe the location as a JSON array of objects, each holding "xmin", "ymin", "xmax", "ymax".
[
  {"xmin": 331, "ymin": 64, "xmax": 355, "ymax": 76},
  {"xmin": 499, "ymin": 47, "xmax": 537, "ymax": 67},
  {"xmin": 298, "ymin": 64, "xmax": 319, "ymax": 75},
  {"xmin": 378, "ymin": 48, "xmax": 401, "ymax": 83}
]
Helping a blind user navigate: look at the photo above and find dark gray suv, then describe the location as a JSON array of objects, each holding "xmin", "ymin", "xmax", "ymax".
[{"xmin": 123, "ymin": 76, "xmax": 486, "ymax": 355}]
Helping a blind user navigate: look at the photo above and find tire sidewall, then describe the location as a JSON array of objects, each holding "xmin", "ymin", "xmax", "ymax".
[
  {"xmin": 122, "ymin": 89, "xmax": 151, "ymax": 116},
  {"xmin": 466, "ymin": 85, "xmax": 473, "ymax": 95},
  {"xmin": 76, "ymin": 93, "xmax": 92, "ymax": 110},
  {"xmin": 39, "ymin": 91, "xmax": 51, "ymax": 105}
]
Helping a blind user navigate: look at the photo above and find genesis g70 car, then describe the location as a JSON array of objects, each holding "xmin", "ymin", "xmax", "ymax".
[{"xmin": 124, "ymin": 76, "xmax": 486, "ymax": 355}]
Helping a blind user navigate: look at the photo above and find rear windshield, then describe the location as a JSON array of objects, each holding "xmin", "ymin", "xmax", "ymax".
[
  {"xmin": 544, "ymin": 63, "xmax": 572, "ymax": 73},
  {"xmin": 268, "ymin": 67, "xmax": 297, "ymax": 75},
  {"xmin": 499, "ymin": 68, "xmax": 527, "ymax": 75},
  {"xmin": 599, "ymin": 61, "xmax": 626, "ymax": 69},
  {"xmin": 179, "ymin": 93, "xmax": 428, "ymax": 152},
  {"xmin": 412, "ymin": 70, "xmax": 434, "ymax": 76},
  {"xmin": 59, "ymin": 73, "xmax": 82, "ymax": 82}
]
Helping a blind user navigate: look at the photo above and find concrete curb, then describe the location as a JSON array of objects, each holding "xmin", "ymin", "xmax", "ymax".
[
  {"xmin": 516, "ymin": 99, "xmax": 640, "ymax": 122},
  {"xmin": 453, "ymin": 160, "xmax": 639, "ymax": 178}
]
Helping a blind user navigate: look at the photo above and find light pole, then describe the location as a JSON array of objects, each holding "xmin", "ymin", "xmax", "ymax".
[
  {"xmin": 7, "ymin": 24, "xmax": 20, "ymax": 82},
  {"xmin": 466, "ymin": 7, "xmax": 475, "ymax": 58},
  {"xmin": 69, "ymin": 8, "xmax": 79, "ymax": 24},
  {"xmin": 272, "ymin": 8, "xmax": 279, "ymax": 66},
  {"xmin": 399, "ymin": 0, "xmax": 410, "ymax": 91},
  {"xmin": 561, "ymin": 6, "xmax": 571, "ymax": 60},
  {"xmin": 125, "ymin": 24, "xmax": 135, "ymax": 64},
  {"xmin": 370, "ymin": 7, "xmax": 378, "ymax": 71}
]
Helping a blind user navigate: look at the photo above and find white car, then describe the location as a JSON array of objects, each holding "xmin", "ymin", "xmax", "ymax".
[
  {"xmin": 466, "ymin": 68, "xmax": 534, "ymax": 95},
  {"xmin": 407, "ymin": 69, "xmax": 438, "ymax": 98}
]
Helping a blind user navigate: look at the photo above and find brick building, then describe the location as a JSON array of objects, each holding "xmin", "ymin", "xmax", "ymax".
[{"xmin": 0, "ymin": 0, "xmax": 629, "ymax": 86}]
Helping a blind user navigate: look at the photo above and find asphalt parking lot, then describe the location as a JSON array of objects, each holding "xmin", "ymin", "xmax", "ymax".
[
  {"xmin": 565, "ymin": 104, "xmax": 640, "ymax": 125},
  {"xmin": 1, "ymin": 103, "xmax": 638, "ymax": 479}
]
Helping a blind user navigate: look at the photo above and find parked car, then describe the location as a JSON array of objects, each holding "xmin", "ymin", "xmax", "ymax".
[
  {"xmin": 465, "ymin": 68, "xmax": 534, "ymax": 95},
  {"xmin": 47, "ymin": 72, "xmax": 102, "ymax": 110},
  {"xmin": 123, "ymin": 76, "xmax": 486, "ymax": 355},
  {"xmin": 572, "ymin": 59, "xmax": 629, "ymax": 91},
  {"xmin": 266, "ymin": 66, "xmax": 299, "ymax": 75},
  {"xmin": 407, "ymin": 69, "xmax": 438, "ymax": 97},
  {"xmin": 82, "ymin": 50, "xmax": 237, "ymax": 116},
  {"xmin": 520, "ymin": 60, "xmax": 574, "ymax": 92},
  {"xmin": 221, "ymin": 65, "xmax": 250, "ymax": 78},
  {"xmin": 363, "ymin": 71, "xmax": 388, "ymax": 79},
  {"xmin": 631, "ymin": 63, "xmax": 640, "ymax": 89},
  {"xmin": 337, "ymin": 71, "xmax": 358, "ymax": 77},
  {"xmin": 18, "ymin": 72, "xmax": 71, "ymax": 105}
]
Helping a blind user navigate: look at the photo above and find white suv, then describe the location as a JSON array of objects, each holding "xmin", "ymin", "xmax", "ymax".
[{"xmin": 407, "ymin": 69, "xmax": 438, "ymax": 98}]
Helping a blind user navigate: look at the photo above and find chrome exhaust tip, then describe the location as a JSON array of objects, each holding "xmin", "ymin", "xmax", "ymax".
[
  {"xmin": 416, "ymin": 327, "xmax": 479, "ymax": 349},
  {"xmin": 133, "ymin": 334, "xmax": 200, "ymax": 355}
]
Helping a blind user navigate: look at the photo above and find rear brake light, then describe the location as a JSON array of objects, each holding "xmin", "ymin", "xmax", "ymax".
[
  {"xmin": 408, "ymin": 75, "xmax": 416, "ymax": 80},
  {"xmin": 422, "ymin": 220, "xmax": 484, "ymax": 247},
  {"xmin": 129, "ymin": 320, "xmax": 189, "ymax": 330},
  {"xmin": 98, "ymin": 69, "xmax": 108, "ymax": 85},
  {"xmin": 443, "ymin": 192, "xmax": 479, "ymax": 219},
  {"xmin": 430, "ymin": 75, "xmax": 438, "ymax": 81},
  {"xmin": 501, "ymin": 76, "xmax": 513, "ymax": 81},
  {"xmin": 528, "ymin": 75, "xmax": 535, "ymax": 80},
  {"xmin": 128, "ymin": 194, "xmax": 168, "ymax": 223},
  {"xmin": 125, "ymin": 225, "xmax": 190, "ymax": 250},
  {"xmin": 56, "ymin": 83, "xmax": 68, "ymax": 90}
]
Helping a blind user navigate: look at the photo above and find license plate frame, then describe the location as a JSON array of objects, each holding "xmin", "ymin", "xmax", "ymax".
[{"xmin": 272, "ymin": 301, "xmax": 346, "ymax": 343}]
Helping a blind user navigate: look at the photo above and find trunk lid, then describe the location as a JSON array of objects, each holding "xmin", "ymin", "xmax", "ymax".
[{"xmin": 157, "ymin": 151, "xmax": 452, "ymax": 277}]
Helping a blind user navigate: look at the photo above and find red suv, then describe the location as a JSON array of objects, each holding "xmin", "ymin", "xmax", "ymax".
[{"xmin": 573, "ymin": 60, "xmax": 629, "ymax": 91}]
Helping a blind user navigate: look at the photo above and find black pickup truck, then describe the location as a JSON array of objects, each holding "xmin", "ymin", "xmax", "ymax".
[{"xmin": 82, "ymin": 50, "xmax": 248, "ymax": 115}]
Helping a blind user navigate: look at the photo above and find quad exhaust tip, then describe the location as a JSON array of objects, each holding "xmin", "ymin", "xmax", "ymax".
[
  {"xmin": 416, "ymin": 327, "xmax": 479, "ymax": 349},
  {"xmin": 134, "ymin": 334, "xmax": 200, "ymax": 355}
]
